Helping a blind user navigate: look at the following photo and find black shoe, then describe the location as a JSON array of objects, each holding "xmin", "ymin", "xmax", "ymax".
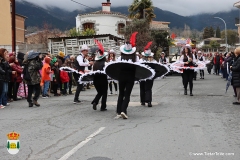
[
  {"xmin": 233, "ymin": 95, "xmax": 237, "ymax": 97},
  {"xmin": 184, "ymin": 89, "xmax": 187, "ymax": 95},
  {"xmin": 92, "ymin": 103, "xmax": 97, "ymax": 110},
  {"xmin": 190, "ymin": 92, "xmax": 193, "ymax": 96},
  {"xmin": 233, "ymin": 102, "xmax": 240, "ymax": 105},
  {"xmin": 29, "ymin": 102, "xmax": 33, "ymax": 107},
  {"xmin": 100, "ymin": 108, "xmax": 107, "ymax": 111},
  {"xmin": 148, "ymin": 102, "xmax": 152, "ymax": 107},
  {"xmin": 69, "ymin": 91, "xmax": 73, "ymax": 95},
  {"xmin": 73, "ymin": 100, "xmax": 81, "ymax": 104},
  {"xmin": 33, "ymin": 100, "xmax": 40, "ymax": 107},
  {"xmin": 203, "ymin": 77, "xmax": 204, "ymax": 79},
  {"xmin": 141, "ymin": 102, "xmax": 145, "ymax": 106}
]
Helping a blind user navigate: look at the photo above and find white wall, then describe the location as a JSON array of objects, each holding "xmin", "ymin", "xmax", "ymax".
[{"xmin": 76, "ymin": 14, "xmax": 126, "ymax": 38}]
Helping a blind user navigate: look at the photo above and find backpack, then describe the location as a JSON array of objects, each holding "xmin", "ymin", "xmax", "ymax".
[{"xmin": 23, "ymin": 63, "xmax": 32, "ymax": 81}]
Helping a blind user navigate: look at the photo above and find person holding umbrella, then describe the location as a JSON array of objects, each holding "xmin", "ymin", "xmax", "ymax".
[{"xmin": 230, "ymin": 47, "xmax": 240, "ymax": 105}]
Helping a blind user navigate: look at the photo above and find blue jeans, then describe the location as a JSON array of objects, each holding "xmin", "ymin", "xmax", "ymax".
[
  {"xmin": 43, "ymin": 80, "xmax": 50, "ymax": 95},
  {"xmin": 0, "ymin": 82, "xmax": 8, "ymax": 105}
]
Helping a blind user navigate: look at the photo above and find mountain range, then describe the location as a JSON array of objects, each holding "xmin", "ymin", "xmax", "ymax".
[{"xmin": 16, "ymin": 0, "xmax": 239, "ymax": 31}]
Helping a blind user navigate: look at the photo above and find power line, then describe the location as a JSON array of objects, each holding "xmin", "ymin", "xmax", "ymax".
[{"xmin": 70, "ymin": 0, "xmax": 95, "ymax": 9}]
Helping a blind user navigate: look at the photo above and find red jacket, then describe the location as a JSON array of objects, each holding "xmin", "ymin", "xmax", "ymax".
[
  {"xmin": 11, "ymin": 63, "xmax": 23, "ymax": 83},
  {"xmin": 60, "ymin": 71, "xmax": 69, "ymax": 83}
]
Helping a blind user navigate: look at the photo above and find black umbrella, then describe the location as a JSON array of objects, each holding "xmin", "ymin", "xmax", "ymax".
[
  {"xmin": 142, "ymin": 62, "xmax": 169, "ymax": 79},
  {"xmin": 105, "ymin": 61, "xmax": 155, "ymax": 81}
]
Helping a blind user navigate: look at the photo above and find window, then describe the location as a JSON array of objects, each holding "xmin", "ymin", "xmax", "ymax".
[
  {"xmin": 118, "ymin": 23, "xmax": 125, "ymax": 35},
  {"xmin": 83, "ymin": 23, "xmax": 94, "ymax": 31}
]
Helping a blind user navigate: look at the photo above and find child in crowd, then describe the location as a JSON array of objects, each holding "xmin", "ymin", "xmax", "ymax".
[
  {"xmin": 41, "ymin": 56, "xmax": 52, "ymax": 98},
  {"xmin": 51, "ymin": 57, "xmax": 61, "ymax": 96},
  {"xmin": 60, "ymin": 64, "xmax": 69, "ymax": 96}
]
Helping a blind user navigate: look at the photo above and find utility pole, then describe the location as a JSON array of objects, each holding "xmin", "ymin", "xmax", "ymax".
[{"xmin": 11, "ymin": 0, "xmax": 16, "ymax": 52}]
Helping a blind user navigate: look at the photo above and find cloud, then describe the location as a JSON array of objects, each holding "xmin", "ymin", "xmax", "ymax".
[{"xmin": 17, "ymin": 0, "xmax": 238, "ymax": 16}]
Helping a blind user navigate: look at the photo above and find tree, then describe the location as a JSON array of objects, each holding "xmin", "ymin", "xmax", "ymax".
[
  {"xmin": 26, "ymin": 22, "xmax": 63, "ymax": 48},
  {"xmin": 221, "ymin": 30, "xmax": 238, "ymax": 46},
  {"xmin": 151, "ymin": 30, "xmax": 171, "ymax": 58},
  {"xmin": 124, "ymin": 19, "xmax": 153, "ymax": 52},
  {"xmin": 209, "ymin": 26, "xmax": 215, "ymax": 37},
  {"xmin": 216, "ymin": 26, "xmax": 221, "ymax": 38},
  {"xmin": 69, "ymin": 27, "xmax": 81, "ymax": 37},
  {"xmin": 203, "ymin": 27, "xmax": 210, "ymax": 39},
  {"xmin": 209, "ymin": 40, "xmax": 220, "ymax": 48},
  {"xmin": 82, "ymin": 28, "xmax": 95, "ymax": 36},
  {"xmin": 128, "ymin": 0, "xmax": 156, "ymax": 23}
]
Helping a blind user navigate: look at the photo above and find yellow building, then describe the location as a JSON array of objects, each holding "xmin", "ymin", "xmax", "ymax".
[{"xmin": 0, "ymin": 0, "xmax": 27, "ymax": 46}]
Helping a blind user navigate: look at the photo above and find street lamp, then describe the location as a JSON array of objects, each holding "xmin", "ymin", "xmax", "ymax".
[{"xmin": 214, "ymin": 17, "xmax": 228, "ymax": 52}]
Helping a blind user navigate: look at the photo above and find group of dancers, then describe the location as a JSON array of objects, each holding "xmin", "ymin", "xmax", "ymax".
[{"xmin": 61, "ymin": 33, "xmax": 205, "ymax": 119}]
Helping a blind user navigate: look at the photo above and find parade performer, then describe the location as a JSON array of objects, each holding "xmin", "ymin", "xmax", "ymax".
[
  {"xmin": 107, "ymin": 49, "xmax": 118, "ymax": 95},
  {"xmin": 90, "ymin": 40, "xmax": 108, "ymax": 111},
  {"xmin": 197, "ymin": 51, "xmax": 205, "ymax": 79},
  {"xmin": 105, "ymin": 32, "xmax": 155, "ymax": 119},
  {"xmin": 171, "ymin": 45, "xmax": 205, "ymax": 96},
  {"xmin": 139, "ymin": 42, "xmax": 157, "ymax": 107},
  {"xmin": 73, "ymin": 45, "xmax": 93, "ymax": 104},
  {"xmin": 180, "ymin": 46, "xmax": 196, "ymax": 96}
]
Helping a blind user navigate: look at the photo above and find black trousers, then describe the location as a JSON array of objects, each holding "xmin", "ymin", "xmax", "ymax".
[
  {"xmin": 62, "ymin": 82, "xmax": 68, "ymax": 94},
  {"xmin": 215, "ymin": 64, "xmax": 220, "ymax": 75},
  {"xmin": 92, "ymin": 75, "xmax": 108, "ymax": 109},
  {"xmin": 183, "ymin": 70, "xmax": 194, "ymax": 92},
  {"xmin": 73, "ymin": 72, "xmax": 83, "ymax": 101},
  {"xmin": 140, "ymin": 80, "xmax": 154, "ymax": 103},
  {"xmin": 27, "ymin": 83, "xmax": 41, "ymax": 103},
  {"xmin": 207, "ymin": 66, "xmax": 212, "ymax": 74},
  {"xmin": 52, "ymin": 83, "xmax": 58, "ymax": 95},
  {"xmin": 8, "ymin": 82, "xmax": 20, "ymax": 100},
  {"xmin": 68, "ymin": 73, "xmax": 73, "ymax": 93},
  {"xmin": 200, "ymin": 70, "xmax": 204, "ymax": 78},
  {"xmin": 109, "ymin": 81, "xmax": 117, "ymax": 92},
  {"xmin": 117, "ymin": 79, "xmax": 135, "ymax": 115}
]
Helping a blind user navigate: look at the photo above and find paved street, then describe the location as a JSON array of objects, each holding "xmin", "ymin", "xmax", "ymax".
[{"xmin": 0, "ymin": 72, "xmax": 240, "ymax": 160}]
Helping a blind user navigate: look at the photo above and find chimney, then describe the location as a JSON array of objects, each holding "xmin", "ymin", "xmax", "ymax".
[{"xmin": 102, "ymin": 0, "xmax": 111, "ymax": 12}]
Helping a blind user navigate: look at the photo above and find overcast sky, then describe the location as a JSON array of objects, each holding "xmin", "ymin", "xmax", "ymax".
[{"xmin": 18, "ymin": 0, "xmax": 238, "ymax": 16}]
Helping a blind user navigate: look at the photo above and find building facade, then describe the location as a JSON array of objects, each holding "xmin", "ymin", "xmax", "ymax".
[
  {"xmin": 0, "ymin": 0, "xmax": 27, "ymax": 47},
  {"xmin": 76, "ymin": 0, "xmax": 128, "ymax": 38},
  {"xmin": 0, "ymin": 0, "xmax": 12, "ymax": 45}
]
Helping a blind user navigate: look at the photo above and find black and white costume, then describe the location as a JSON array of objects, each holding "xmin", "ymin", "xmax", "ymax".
[{"xmin": 197, "ymin": 51, "xmax": 205, "ymax": 79}]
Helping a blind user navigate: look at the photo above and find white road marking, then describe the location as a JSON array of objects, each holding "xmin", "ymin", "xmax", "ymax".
[{"xmin": 58, "ymin": 127, "xmax": 105, "ymax": 160}]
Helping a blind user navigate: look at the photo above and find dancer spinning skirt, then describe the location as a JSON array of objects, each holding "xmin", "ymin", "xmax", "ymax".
[
  {"xmin": 79, "ymin": 40, "xmax": 108, "ymax": 111},
  {"xmin": 139, "ymin": 42, "xmax": 169, "ymax": 107},
  {"xmin": 105, "ymin": 32, "xmax": 155, "ymax": 119},
  {"xmin": 170, "ymin": 45, "xmax": 205, "ymax": 96},
  {"xmin": 107, "ymin": 49, "xmax": 118, "ymax": 95}
]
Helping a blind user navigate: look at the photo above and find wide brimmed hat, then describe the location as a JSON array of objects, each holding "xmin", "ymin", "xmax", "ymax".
[
  {"xmin": 80, "ymin": 44, "xmax": 90, "ymax": 52},
  {"xmin": 78, "ymin": 70, "xmax": 106, "ymax": 84},
  {"xmin": 141, "ymin": 51, "xmax": 154, "ymax": 57},
  {"xmin": 104, "ymin": 60, "xmax": 155, "ymax": 81},
  {"xmin": 141, "ymin": 62, "xmax": 169, "ymax": 79},
  {"xmin": 95, "ymin": 52, "xmax": 108, "ymax": 61},
  {"xmin": 120, "ymin": 32, "xmax": 138, "ymax": 55},
  {"xmin": 94, "ymin": 39, "xmax": 108, "ymax": 61},
  {"xmin": 27, "ymin": 50, "xmax": 41, "ymax": 60},
  {"xmin": 142, "ymin": 41, "xmax": 154, "ymax": 57}
]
